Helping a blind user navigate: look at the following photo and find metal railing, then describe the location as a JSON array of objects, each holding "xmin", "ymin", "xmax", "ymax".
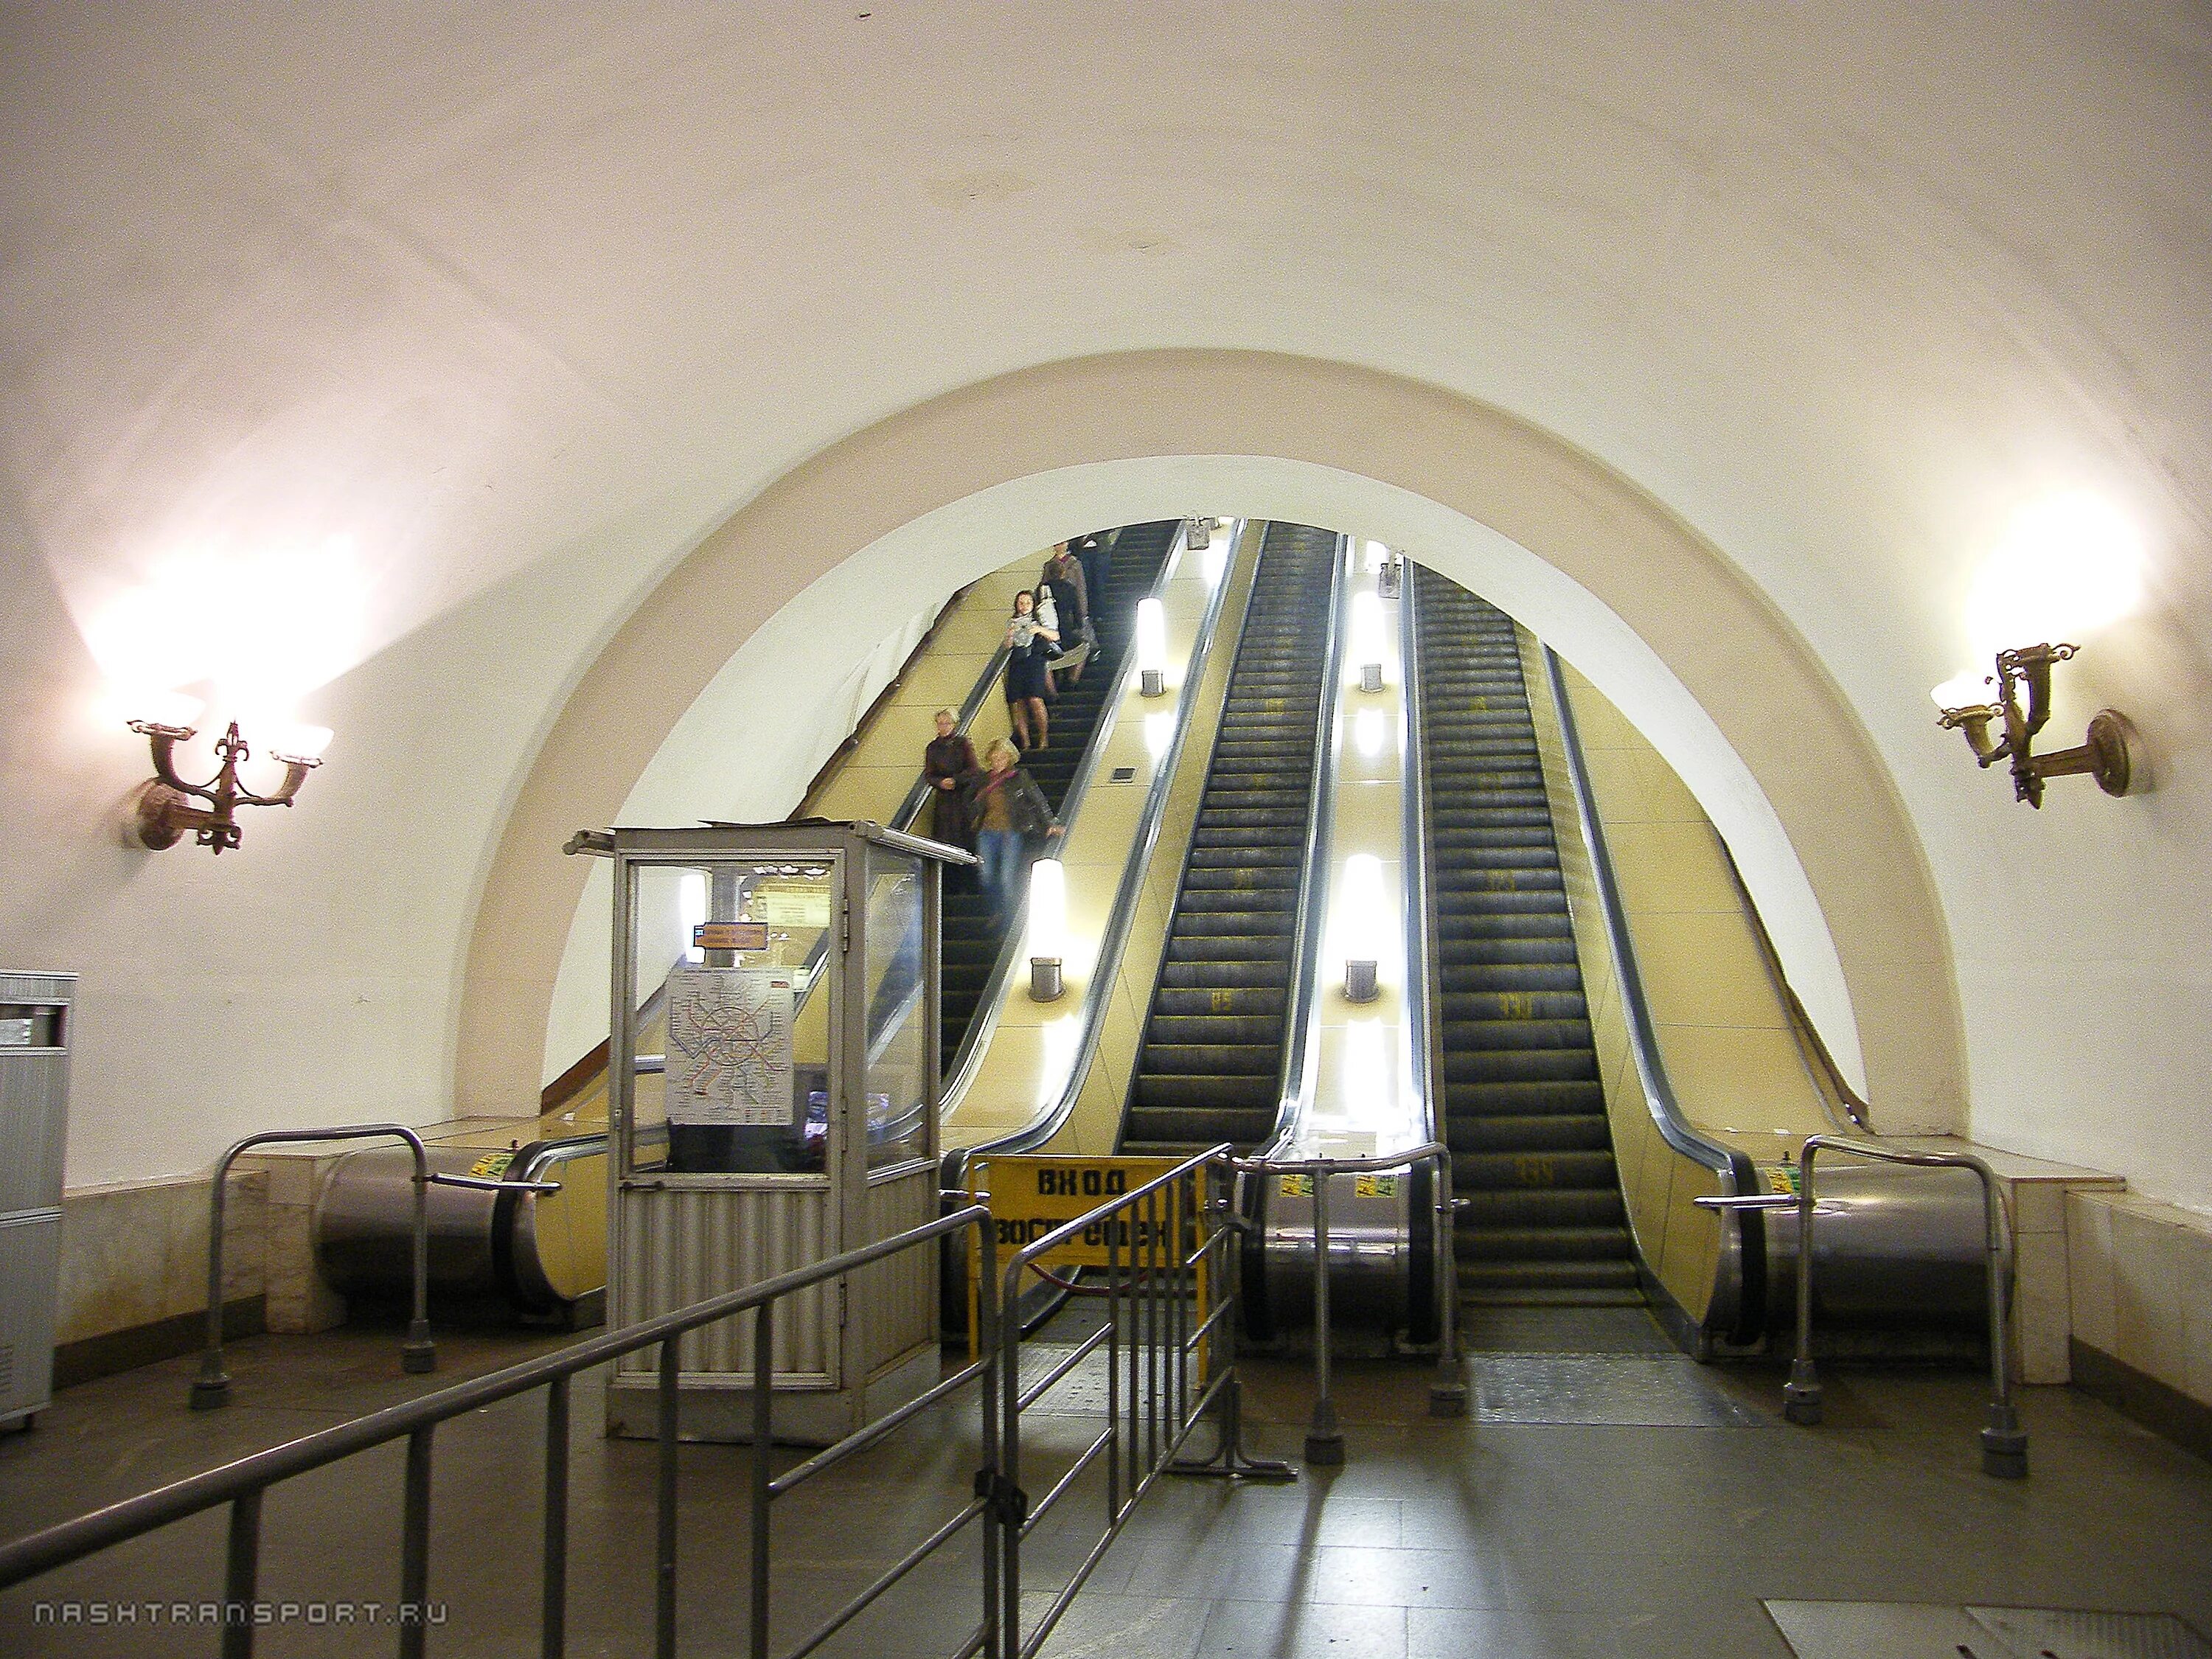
[
  {"xmin": 998, "ymin": 1146, "xmax": 1292, "ymax": 1659},
  {"xmin": 2, "ymin": 1206, "xmax": 1001, "ymax": 1659},
  {"xmin": 1713, "ymin": 1135, "xmax": 2025, "ymax": 1477},
  {"xmin": 1237, "ymin": 1144, "xmax": 1464, "ymax": 1464},
  {"xmin": 193, "ymin": 1124, "xmax": 560, "ymax": 1408}
]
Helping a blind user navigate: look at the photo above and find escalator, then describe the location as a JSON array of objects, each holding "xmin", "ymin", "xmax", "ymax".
[
  {"xmin": 1413, "ymin": 569, "xmax": 1640, "ymax": 1305},
  {"xmin": 1120, "ymin": 523, "xmax": 1338, "ymax": 1156},
  {"xmin": 938, "ymin": 521, "xmax": 1179, "ymax": 1068}
]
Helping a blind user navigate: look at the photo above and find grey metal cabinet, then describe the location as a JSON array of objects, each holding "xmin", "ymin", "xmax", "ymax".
[{"xmin": 0, "ymin": 972, "xmax": 72, "ymax": 1430}]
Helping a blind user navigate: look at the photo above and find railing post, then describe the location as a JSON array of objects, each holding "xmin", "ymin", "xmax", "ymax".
[
  {"xmin": 402, "ymin": 1135, "xmax": 438, "ymax": 1374},
  {"xmin": 974, "ymin": 1220, "xmax": 1004, "ymax": 1659},
  {"xmin": 657, "ymin": 1338, "xmax": 681, "ymax": 1659},
  {"xmin": 221, "ymin": 1490, "xmax": 261, "ymax": 1659},
  {"xmin": 193, "ymin": 1149, "xmax": 242, "ymax": 1410},
  {"xmin": 541, "ymin": 1376, "xmax": 570, "ymax": 1659},
  {"xmin": 397, "ymin": 1426, "xmax": 434, "ymax": 1659},
  {"xmin": 1976, "ymin": 1169, "xmax": 2029, "ymax": 1479},
  {"xmin": 1783, "ymin": 1145, "xmax": 1823, "ymax": 1425},
  {"xmin": 1304, "ymin": 1166, "xmax": 1343, "ymax": 1466},
  {"xmin": 750, "ymin": 1301, "xmax": 774, "ymax": 1659},
  {"xmin": 1429, "ymin": 1149, "xmax": 1467, "ymax": 1416}
]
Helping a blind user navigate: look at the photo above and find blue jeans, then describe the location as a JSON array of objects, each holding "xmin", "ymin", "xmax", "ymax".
[{"xmin": 976, "ymin": 830, "xmax": 1021, "ymax": 914}]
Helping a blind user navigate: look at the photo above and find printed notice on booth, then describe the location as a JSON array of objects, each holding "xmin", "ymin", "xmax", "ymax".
[{"xmin": 663, "ymin": 966, "xmax": 795, "ymax": 1126}]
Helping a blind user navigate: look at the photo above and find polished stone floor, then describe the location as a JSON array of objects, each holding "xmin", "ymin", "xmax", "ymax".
[{"xmin": 1, "ymin": 1305, "xmax": 2208, "ymax": 1658}]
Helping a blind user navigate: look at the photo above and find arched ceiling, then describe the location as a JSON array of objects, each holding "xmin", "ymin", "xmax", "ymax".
[{"xmin": 3, "ymin": 4, "xmax": 2208, "ymax": 1203}]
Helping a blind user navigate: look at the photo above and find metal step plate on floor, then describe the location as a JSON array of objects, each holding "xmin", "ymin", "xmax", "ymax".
[
  {"xmin": 1469, "ymin": 1352, "xmax": 1763, "ymax": 1427},
  {"xmin": 1766, "ymin": 1601, "xmax": 2212, "ymax": 1659}
]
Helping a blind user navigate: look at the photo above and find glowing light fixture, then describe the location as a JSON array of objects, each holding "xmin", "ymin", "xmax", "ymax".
[
  {"xmin": 1028, "ymin": 858, "xmax": 1067, "ymax": 1001},
  {"xmin": 1931, "ymin": 493, "xmax": 2142, "ymax": 809},
  {"xmin": 125, "ymin": 699, "xmax": 331, "ymax": 854},
  {"xmin": 1340, "ymin": 853, "xmax": 1385, "ymax": 1002},
  {"xmin": 1135, "ymin": 598, "xmax": 1169, "ymax": 698},
  {"xmin": 1202, "ymin": 534, "xmax": 1228, "ymax": 587},
  {"xmin": 1351, "ymin": 591, "xmax": 1387, "ymax": 693}
]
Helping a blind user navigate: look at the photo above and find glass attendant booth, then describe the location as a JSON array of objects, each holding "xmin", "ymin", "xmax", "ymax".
[{"xmin": 584, "ymin": 821, "xmax": 968, "ymax": 1444}]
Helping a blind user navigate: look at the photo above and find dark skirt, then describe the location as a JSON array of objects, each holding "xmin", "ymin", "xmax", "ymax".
[{"xmin": 1006, "ymin": 647, "xmax": 1051, "ymax": 700}]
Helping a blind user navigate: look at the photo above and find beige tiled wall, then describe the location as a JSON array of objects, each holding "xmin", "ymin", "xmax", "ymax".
[
  {"xmin": 2068, "ymin": 1186, "xmax": 2212, "ymax": 1411},
  {"xmin": 58, "ymin": 1169, "xmax": 268, "ymax": 1346}
]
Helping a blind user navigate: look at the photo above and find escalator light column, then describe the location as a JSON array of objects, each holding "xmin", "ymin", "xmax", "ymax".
[
  {"xmin": 1136, "ymin": 598, "xmax": 1168, "ymax": 697},
  {"xmin": 1341, "ymin": 852, "xmax": 1383, "ymax": 1004},
  {"xmin": 1352, "ymin": 591, "xmax": 1387, "ymax": 693},
  {"xmin": 1028, "ymin": 858, "xmax": 1067, "ymax": 1001}
]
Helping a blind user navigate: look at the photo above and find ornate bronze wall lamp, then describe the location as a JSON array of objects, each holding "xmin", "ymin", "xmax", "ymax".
[
  {"xmin": 1931, "ymin": 646, "xmax": 2134, "ymax": 810},
  {"xmin": 125, "ymin": 693, "xmax": 330, "ymax": 853}
]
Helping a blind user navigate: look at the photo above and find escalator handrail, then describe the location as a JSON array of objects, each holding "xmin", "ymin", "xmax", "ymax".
[
  {"xmin": 1540, "ymin": 644, "xmax": 1761, "ymax": 1340},
  {"xmin": 1259, "ymin": 531, "xmax": 1353, "ymax": 1152},
  {"xmin": 936, "ymin": 523, "xmax": 1197, "ymax": 1107},
  {"xmin": 940, "ymin": 518, "xmax": 1249, "ymax": 1179},
  {"xmin": 1399, "ymin": 558, "xmax": 1441, "ymax": 1150},
  {"xmin": 1540, "ymin": 647, "xmax": 1750, "ymax": 1191}
]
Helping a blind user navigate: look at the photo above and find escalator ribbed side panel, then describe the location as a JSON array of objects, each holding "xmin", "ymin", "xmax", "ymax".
[
  {"xmin": 1414, "ymin": 569, "xmax": 1641, "ymax": 1304},
  {"xmin": 939, "ymin": 523, "xmax": 1179, "ymax": 1067},
  {"xmin": 1121, "ymin": 524, "xmax": 1336, "ymax": 1156}
]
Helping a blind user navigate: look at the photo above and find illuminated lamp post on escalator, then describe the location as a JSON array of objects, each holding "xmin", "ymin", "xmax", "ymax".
[
  {"xmin": 1135, "ymin": 598, "xmax": 1169, "ymax": 698},
  {"xmin": 1027, "ymin": 857, "xmax": 1067, "ymax": 1001}
]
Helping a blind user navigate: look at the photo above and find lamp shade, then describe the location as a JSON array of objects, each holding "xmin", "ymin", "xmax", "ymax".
[
  {"xmin": 1930, "ymin": 670, "xmax": 1992, "ymax": 711},
  {"xmin": 1340, "ymin": 854, "xmax": 1386, "ymax": 967},
  {"xmin": 1350, "ymin": 591, "xmax": 1387, "ymax": 685},
  {"xmin": 1027, "ymin": 858, "xmax": 1068, "ymax": 963},
  {"xmin": 264, "ymin": 722, "xmax": 334, "ymax": 763},
  {"xmin": 1135, "ymin": 598, "xmax": 1168, "ymax": 676},
  {"xmin": 128, "ymin": 688, "xmax": 206, "ymax": 732}
]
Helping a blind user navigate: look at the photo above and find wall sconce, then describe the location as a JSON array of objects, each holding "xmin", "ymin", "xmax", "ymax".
[
  {"xmin": 1340, "ymin": 854, "xmax": 1384, "ymax": 1002},
  {"xmin": 1028, "ymin": 858, "xmax": 1067, "ymax": 1001},
  {"xmin": 1135, "ymin": 598, "xmax": 1168, "ymax": 698},
  {"xmin": 126, "ymin": 695, "xmax": 331, "ymax": 852},
  {"xmin": 1931, "ymin": 647, "xmax": 2132, "ymax": 809},
  {"xmin": 1350, "ymin": 591, "xmax": 1387, "ymax": 693}
]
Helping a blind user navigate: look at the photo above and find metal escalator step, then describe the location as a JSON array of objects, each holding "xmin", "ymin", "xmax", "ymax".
[
  {"xmin": 1456, "ymin": 1225, "xmax": 1637, "ymax": 1262},
  {"xmin": 1152, "ymin": 987, "xmax": 1288, "ymax": 1017},
  {"xmin": 1159, "ymin": 959, "xmax": 1293, "ymax": 987},
  {"xmin": 1442, "ymin": 1079, "xmax": 1607, "ymax": 1115},
  {"xmin": 1140, "ymin": 1042, "xmax": 1279, "ymax": 1075},
  {"xmin": 1447, "ymin": 1113, "xmax": 1612, "ymax": 1152},
  {"xmin": 1441, "ymin": 1046, "xmax": 1599, "ymax": 1086},
  {"xmin": 1437, "ymin": 1018, "xmax": 1593, "ymax": 1049},
  {"xmin": 1452, "ymin": 1150, "xmax": 1624, "ymax": 1189},
  {"xmin": 1453, "ymin": 1186, "xmax": 1626, "ymax": 1228}
]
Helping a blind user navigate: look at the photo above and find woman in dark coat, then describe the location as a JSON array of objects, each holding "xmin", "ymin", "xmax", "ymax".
[
  {"xmin": 1039, "ymin": 544, "xmax": 1091, "ymax": 686},
  {"xmin": 922, "ymin": 708, "xmax": 979, "ymax": 855}
]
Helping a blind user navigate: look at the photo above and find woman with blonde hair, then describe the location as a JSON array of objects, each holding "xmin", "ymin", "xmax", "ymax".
[{"xmin": 967, "ymin": 737, "xmax": 1062, "ymax": 920}]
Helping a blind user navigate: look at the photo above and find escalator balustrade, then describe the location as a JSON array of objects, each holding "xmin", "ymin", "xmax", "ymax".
[
  {"xmin": 1414, "ymin": 570, "xmax": 1639, "ymax": 1304},
  {"xmin": 1120, "ymin": 524, "xmax": 1338, "ymax": 1157}
]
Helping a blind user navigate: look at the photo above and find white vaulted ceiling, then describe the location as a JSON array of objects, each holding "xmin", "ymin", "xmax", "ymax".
[{"xmin": 1, "ymin": 4, "xmax": 2208, "ymax": 1205}]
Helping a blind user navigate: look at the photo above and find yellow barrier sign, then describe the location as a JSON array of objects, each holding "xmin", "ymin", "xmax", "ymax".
[
  {"xmin": 966, "ymin": 1154, "xmax": 1208, "ymax": 1358},
  {"xmin": 969, "ymin": 1154, "xmax": 1186, "ymax": 1265}
]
